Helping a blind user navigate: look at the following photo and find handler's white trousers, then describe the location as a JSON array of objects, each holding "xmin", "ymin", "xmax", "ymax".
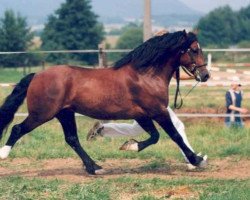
[{"xmin": 102, "ymin": 107, "xmax": 194, "ymax": 154}]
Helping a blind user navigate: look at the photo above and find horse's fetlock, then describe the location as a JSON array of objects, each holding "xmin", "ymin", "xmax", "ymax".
[{"xmin": 151, "ymin": 134, "xmax": 160, "ymax": 144}]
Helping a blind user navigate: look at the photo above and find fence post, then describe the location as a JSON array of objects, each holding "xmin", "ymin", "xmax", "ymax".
[
  {"xmin": 42, "ymin": 60, "xmax": 45, "ymax": 71},
  {"xmin": 98, "ymin": 43, "xmax": 107, "ymax": 68},
  {"xmin": 207, "ymin": 53, "xmax": 212, "ymax": 71}
]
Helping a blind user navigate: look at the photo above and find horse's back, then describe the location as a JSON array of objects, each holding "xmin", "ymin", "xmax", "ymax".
[
  {"xmin": 25, "ymin": 65, "xmax": 74, "ymax": 119},
  {"xmin": 25, "ymin": 65, "xmax": 141, "ymax": 120}
]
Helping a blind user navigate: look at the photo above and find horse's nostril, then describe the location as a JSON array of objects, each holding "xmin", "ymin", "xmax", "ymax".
[
  {"xmin": 202, "ymin": 74, "xmax": 210, "ymax": 82},
  {"xmin": 205, "ymin": 74, "xmax": 210, "ymax": 79}
]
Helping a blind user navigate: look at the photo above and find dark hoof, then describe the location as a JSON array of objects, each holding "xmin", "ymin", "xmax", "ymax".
[
  {"xmin": 198, "ymin": 155, "xmax": 208, "ymax": 168},
  {"xmin": 189, "ymin": 154, "xmax": 208, "ymax": 168},
  {"xmin": 86, "ymin": 164, "xmax": 103, "ymax": 175}
]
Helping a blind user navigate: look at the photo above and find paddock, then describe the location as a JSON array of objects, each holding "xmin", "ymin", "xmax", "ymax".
[
  {"xmin": 0, "ymin": 49, "xmax": 249, "ymax": 199},
  {"xmin": 0, "ymin": 84, "xmax": 250, "ymax": 199}
]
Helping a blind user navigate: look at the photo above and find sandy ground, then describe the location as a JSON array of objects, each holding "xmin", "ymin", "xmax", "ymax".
[{"xmin": 0, "ymin": 157, "xmax": 249, "ymax": 183}]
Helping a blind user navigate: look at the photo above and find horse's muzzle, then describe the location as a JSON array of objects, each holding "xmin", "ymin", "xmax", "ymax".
[
  {"xmin": 199, "ymin": 72, "xmax": 210, "ymax": 82},
  {"xmin": 194, "ymin": 69, "xmax": 210, "ymax": 82}
]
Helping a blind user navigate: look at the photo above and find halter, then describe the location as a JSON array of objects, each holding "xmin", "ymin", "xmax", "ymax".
[
  {"xmin": 174, "ymin": 46, "xmax": 207, "ymax": 109},
  {"xmin": 180, "ymin": 48, "xmax": 207, "ymax": 80}
]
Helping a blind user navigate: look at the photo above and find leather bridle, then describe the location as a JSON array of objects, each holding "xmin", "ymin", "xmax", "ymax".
[
  {"xmin": 180, "ymin": 48, "xmax": 207, "ymax": 79},
  {"xmin": 174, "ymin": 46, "xmax": 208, "ymax": 109}
]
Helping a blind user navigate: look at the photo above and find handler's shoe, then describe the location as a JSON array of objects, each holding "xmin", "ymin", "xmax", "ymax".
[{"xmin": 87, "ymin": 121, "xmax": 104, "ymax": 141}]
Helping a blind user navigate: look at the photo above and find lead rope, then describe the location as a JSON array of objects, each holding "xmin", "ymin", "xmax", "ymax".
[
  {"xmin": 174, "ymin": 68, "xmax": 200, "ymax": 109},
  {"xmin": 174, "ymin": 68, "xmax": 183, "ymax": 109}
]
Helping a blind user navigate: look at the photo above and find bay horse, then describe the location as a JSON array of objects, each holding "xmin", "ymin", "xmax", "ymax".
[{"xmin": 0, "ymin": 30, "xmax": 210, "ymax": 175}]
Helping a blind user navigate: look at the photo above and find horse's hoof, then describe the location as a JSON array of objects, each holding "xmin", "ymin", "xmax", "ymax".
[
  {"xmin": 0, "ymin": 146, "xmax": 11, "ymax": 159},
  {"xmin": 95, "ymin": 169, "xmax": 107, "ymax": 175},
  {"xmin": 187, "ymin": 155, "xmax": 208, "ymax": 171},
  {"xmin": 198, "ymin": 155, "xmax": 208, "ymax": 168},
  {"xmin": 119, "ymin": 139, "xmax": 139, "ymax": 151},
  {"xmin": 187, "ymin": 163, "xmax": 197, "ymax": 170}
]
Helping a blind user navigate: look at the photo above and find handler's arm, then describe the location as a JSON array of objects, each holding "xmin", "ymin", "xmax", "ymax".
[
  {"xmin": 229, "ymin": 105, "xmax": 248, "ymax": 113},
  {"xmin": 226, "ymin": 91, "xmax": 248, "ymax": 114}
]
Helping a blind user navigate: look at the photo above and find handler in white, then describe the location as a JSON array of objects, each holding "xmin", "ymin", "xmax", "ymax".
[{"xmin": 87, "ymin": 106, "xmax": 194, "ymax": 156}]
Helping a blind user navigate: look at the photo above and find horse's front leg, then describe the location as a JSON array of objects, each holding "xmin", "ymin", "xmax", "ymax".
[
  {"xmin": 154, "ymin": 111, "xmax": 207, "ymax": 167},
  {"xmin": 119, "ymin": 117, "xmax": 159, "ymax": 152}
]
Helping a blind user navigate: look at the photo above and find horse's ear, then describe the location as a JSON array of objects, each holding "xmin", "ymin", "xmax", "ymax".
[
  {"xmin": 182, "ymin": 29, "xmax": 187, "ymax": 35},
  {"xmin": 193, "ymin": 29, "xmax": 199, "ymax": 35},
  {"xmin": 155, "ymin": 29, "xmax": 168, "ymax": 36}
]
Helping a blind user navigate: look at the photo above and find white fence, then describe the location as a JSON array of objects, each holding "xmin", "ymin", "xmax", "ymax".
[{"xmin": 12, "ymin": 113, "xmax": 250, "ymax": 118}]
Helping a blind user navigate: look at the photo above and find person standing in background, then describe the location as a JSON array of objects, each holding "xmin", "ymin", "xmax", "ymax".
[{"xmin": 225, "ymin": 78, "xmax": 248, "ymax": 128}]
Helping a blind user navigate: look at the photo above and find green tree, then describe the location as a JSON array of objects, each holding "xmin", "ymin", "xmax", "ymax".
[
  {"xmin": 41, "ymin": 0, "xmax": 104, "ymax": 65},
  {"xmin": 109, "ymin": 23, "xmax": 143, "ymax": 63},
  {"xmin": 196, "ymin": 5, "xmax": 250, "ymax": 47},
  {"xmin": 116, "ymin": 23, "xmax": 143, "ymax": 49},
  {"xmin": 0, "ymin": 10, "xmax": 33, "ymax": 67},
  {"xmin": 196, "ymin": 6, "xmax": 239, "ymax": 47},
  {"xmin": 237, "ymin": 5, "xmax": 250, "ymax": 42}
]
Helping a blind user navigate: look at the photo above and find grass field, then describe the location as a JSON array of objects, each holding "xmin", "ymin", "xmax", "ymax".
[
  {"xmin": 0, "ymin": 117, "xmax": 249, "ymax": 199},
  {"xmin": 0, "ymin": 68, "xmax": 249, "ymax": 199}
]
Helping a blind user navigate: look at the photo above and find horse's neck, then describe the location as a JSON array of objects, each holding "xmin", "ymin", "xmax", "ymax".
[
  {"xmin": 161, "ymin": 61, "xmax": 177, "ymax": 85},
  {"xmin": 111, "ymin": 63, "xmax": 175, "ymax": 87}
]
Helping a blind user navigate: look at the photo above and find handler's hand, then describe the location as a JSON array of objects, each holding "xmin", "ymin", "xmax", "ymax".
[{"xmin": 239, "ymin": 108, "xmax": 248, "ymax": 114}]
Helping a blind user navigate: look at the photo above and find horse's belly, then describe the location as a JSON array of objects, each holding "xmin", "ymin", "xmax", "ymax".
[{"xmin": 73, "ymin": 98, "xmax": 144, "ymax": 120}]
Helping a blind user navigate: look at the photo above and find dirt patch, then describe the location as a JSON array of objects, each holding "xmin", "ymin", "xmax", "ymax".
[
  {"xmin": 153, "ymin": 186, "xmax": 199, "ymax": 199},
  {"xmin": 118, "ymin": 186, "xmax": 198, "ymax": 200},
  {"xmin": 0, "ymin": 157, "xmax": 249, "ymax": 183}
]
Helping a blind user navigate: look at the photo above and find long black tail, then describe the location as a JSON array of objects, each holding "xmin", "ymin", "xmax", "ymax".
[{"xmin": 0, "ymin": 73, "xmax": 35, "ymax": 139}]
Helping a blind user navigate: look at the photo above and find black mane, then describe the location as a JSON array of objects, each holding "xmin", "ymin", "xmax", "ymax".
[{"xmin": 113, "ymin": 31, "xmax": 197, "ymax": 72}]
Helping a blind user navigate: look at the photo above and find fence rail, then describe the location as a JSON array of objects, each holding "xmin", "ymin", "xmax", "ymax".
[
  {"xmin": 12, "ymin": 113, "xmax": 250, "ymax": 118},
  {"xmin": 0, "ymin": 48, "xmax": 250, "ymax": 55},
  {"xmin": 1, "ymin": 48, "xmax": 250, "ymax": 87}
]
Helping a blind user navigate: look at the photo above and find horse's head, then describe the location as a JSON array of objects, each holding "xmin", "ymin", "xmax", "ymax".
[{"xmin": 179, "ymin": 32, "xmax": 210, "ymax": 82}]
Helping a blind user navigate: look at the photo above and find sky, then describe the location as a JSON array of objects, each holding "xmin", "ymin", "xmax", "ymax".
[{"xmin": 179, "ymin": 0, "xmax": 250, "ymax": 13}]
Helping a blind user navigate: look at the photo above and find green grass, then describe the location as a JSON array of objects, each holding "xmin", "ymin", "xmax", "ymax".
[
  {"xmin": 0, "ymin": 66, "xmax": 45, "ymax": 83},
  {"xmin": 1, "ymin": 117, "xmax": 248, "ymax": 161},
  {"xmin": 0, "ymin": 68, "xmax": 250, "ymax": 199},
  {"xmin": 0, "ymin": 176, "xmax": 249, "ymax": 200},
  {"xmin": 0, "ymin": 68, "xmax": 24, "ymax": 83}
]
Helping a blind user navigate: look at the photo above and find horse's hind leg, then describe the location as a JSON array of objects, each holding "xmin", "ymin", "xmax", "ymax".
[
  {"xmin": 120, "ymin": 117, "xmax": 160, "ymax": 151},
  {"xmin": 56, "ymin": 109, "xmax": 103, "ymax": 175},
  {"xmin": 0, "ymin": 115, "xmax": 42, "ymax": 159}
]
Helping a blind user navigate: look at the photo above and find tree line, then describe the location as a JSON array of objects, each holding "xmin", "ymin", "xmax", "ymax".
[
  {"xmin": 0, "ymin": 0, "xmax": 104, "ymax": 67},
  {"xmin": 0, "ymin": 1, "xmax": 249, "ymax": 67},
  {"xmin": 196, "ymin": 5, "xmax": 250, "ymax": 47}
]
